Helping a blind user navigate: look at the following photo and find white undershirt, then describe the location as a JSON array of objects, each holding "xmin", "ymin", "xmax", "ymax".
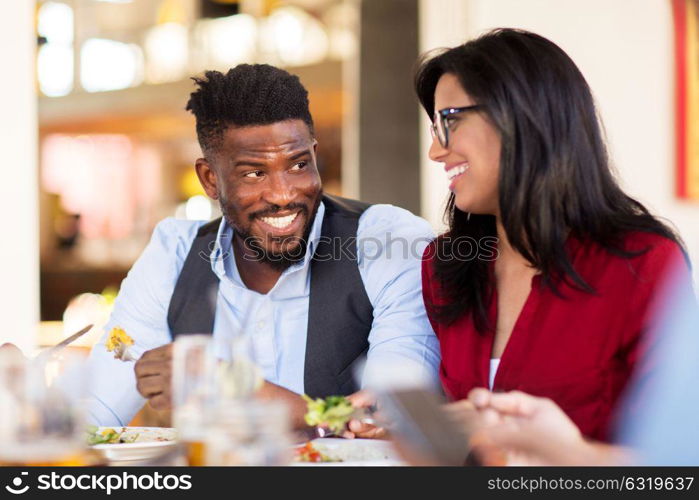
[{"xmin": 489, "ymin": 358, "xmax": 501, "ymax": 390}]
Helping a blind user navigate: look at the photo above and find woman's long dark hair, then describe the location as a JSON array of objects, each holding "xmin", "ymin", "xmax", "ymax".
[{"xmin": 415, "ymin": 28, "xmax": 685, "ymax": 331}]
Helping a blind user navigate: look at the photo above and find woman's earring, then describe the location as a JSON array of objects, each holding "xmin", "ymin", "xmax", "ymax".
[{"xmin": 467, "ymin": 212, "xmax": 471, "ymax": 221}]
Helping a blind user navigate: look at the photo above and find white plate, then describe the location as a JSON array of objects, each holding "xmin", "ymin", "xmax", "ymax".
[
  {"xmin": 91, "ymin": 427, "xmax": 178, "ymax": 466},
  {"xmin": 292, "ymin": 438, "xmax": 404, "ymax": 466}
]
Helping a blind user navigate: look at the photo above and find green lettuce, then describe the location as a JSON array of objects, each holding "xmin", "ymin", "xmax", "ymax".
[{"xmin": 302, "ymin": 395, "xmax": 355, "ymax": 435}]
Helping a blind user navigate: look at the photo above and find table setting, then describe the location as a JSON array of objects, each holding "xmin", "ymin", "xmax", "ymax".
[{"xmin": 0, "ymin": 327, "xmax": 412, "ymax": 467}]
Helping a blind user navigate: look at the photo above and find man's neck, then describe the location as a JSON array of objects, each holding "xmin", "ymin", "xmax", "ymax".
[{"xmin": 232, "ymin": 236, "xmax": 285, "ymax": 294}]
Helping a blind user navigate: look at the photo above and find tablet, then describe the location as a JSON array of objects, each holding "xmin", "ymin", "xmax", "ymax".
[{"xmin": 379, "ymin": 388, "xmax": 474, "ymax": 466}]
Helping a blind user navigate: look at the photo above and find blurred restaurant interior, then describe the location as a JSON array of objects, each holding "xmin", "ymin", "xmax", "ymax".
[{"xmin": 1, "ymin": 0, "xmax": 698, "ymax": 354}]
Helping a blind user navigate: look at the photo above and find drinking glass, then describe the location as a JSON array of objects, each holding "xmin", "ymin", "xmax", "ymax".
[
  {"xmin": 0, "ymin": 350, "xmax": 88, "ymax": 465},
  {"xmin": 171, "ymin": 334, "xmax": 217, "ymax": 466},
  {"xmin": 204, "ymin": 399, "xmax": 292, "ymax": 466},
  {"xmin": 215, "ymin": 333, "xmax": 264, "ymax": 400},
  {"xmin": 172, "ymin": 332, "xmax": 276, "ymax": 466}
]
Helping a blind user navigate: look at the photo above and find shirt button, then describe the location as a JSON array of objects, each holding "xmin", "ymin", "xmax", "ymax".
[{"xmin": 256, "ymin": 321, "xmax": 265, "ymax": 330}]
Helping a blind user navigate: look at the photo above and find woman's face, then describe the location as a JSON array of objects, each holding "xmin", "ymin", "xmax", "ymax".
[{"xmin": 429, "ymin": 73, "xmax": 501, "ymax": 216}]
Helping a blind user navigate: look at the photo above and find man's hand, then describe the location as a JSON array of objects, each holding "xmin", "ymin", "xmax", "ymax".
[
  {"xmin": 342, "ymin": 390, "xmax": 388, "ymax": 439},
  {"xmin": 256, "ymin": 381, "xmax": 309, "ymax": 429},
  {"xmin": 134, "ymin": 344, "xmax": 173, "ymax": 410}
]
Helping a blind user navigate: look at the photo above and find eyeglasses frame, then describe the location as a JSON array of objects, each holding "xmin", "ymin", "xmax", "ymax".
[{"xmin": 431, "ymin": 105, "xmax": 485, "ymax": 149}]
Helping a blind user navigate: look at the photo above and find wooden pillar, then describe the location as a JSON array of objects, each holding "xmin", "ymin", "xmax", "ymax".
[{"xmin": 358, "ymin": 0, "xmax": 421, "ymax": 214}]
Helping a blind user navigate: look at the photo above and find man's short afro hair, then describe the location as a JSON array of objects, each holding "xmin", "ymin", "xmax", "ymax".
[{"xmin": 185, "ymin": 64, "xmax": 315, "ymax": 155}]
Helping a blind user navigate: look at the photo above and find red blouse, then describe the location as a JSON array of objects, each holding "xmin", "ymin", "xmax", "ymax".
[{"xmin": 422, "ymin": 231, "xmax": 689, "ymax": 441}]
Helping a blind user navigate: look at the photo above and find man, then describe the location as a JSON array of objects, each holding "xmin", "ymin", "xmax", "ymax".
[{"xmin": 85, "ymin": 64, "xmax": 439, "ymax": 432}]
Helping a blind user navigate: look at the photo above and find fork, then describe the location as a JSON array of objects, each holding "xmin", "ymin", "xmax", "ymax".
[{"xmin": 315, "ymin": 407, "xmax": 377, "ymax": 438}]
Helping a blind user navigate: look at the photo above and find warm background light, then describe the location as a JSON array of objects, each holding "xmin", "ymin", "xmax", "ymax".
[{"xmin": 80, "ymin": 39, "xmax": 144, "ymax": 92}]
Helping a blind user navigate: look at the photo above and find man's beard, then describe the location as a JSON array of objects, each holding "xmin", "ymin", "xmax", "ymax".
[{"xmin": 220, "ymin": 192, "xmax": 322, "ymax": 272}]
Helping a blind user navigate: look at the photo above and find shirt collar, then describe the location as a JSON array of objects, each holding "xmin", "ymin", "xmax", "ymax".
[{"xmin": 209, "ymin": 201, "xmax": 326, "ymax": 279}]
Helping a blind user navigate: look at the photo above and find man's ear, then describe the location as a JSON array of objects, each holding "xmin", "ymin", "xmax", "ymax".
[{"xmin": 195, "ymin": 158, "xmax": 219, "ymax": 200}]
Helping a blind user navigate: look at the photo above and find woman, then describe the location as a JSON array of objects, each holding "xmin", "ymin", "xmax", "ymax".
[{"xmin": 416, "ymin": 29, "xmax": 691, "ymax": 441}]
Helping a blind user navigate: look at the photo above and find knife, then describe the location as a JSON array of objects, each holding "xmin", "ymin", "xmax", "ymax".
[{"xmin": 42, "ymin": 323, "xmax": 94, "ymax": 357}]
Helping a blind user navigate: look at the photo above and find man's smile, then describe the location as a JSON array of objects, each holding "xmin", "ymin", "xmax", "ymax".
[
  {"xmin": 255, "ymin": 209, "xmax": 305, "ymax": 236},
  {"xmin": 259, "ymin": 212, "xmax": 299, "ymax": 229}
]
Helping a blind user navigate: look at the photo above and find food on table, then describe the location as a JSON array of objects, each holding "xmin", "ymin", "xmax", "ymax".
[
  {"xmin": 293, "ymin": 439, "xmax": 399, "ymax": 464},
  {"xmin": 302, "ymin": 394, "xmax": 355, "ymax": 435},
  {"xmin": 86, "ymin": 426, "xmax": 176, "ymax": 446},
  {"xmin": 293, "ymin": 442, "xmax": 340, "ymax": 463},
  {"xmin": 105, "ymin": 327, "xmax": 137, "ymax": 361},
  {"xmin": 86, "ymin": 426, "xmax": 133, "ymax": 445}
]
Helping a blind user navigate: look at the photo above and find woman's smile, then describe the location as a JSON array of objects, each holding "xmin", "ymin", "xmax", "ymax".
[{"xmin": 445, "ymin": 162, "xmax": 470, "ymax": 191}]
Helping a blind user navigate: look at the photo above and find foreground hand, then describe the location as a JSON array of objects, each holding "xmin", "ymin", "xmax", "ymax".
[
  {"xmin": 0, "ymin": 343, "xmax": 25, "ymax": 357},
  {"xmin": 465, "ymin": 388, "xmax": 615, "ymax": 465},
  {"xmin": 442, "ymin": 398, "xmax": 481, "ymax": 427},
  {"xmin": 134, "ymin": 344, "xmax": 172, "ymax": 410},
  {"xmin": 341, "ymin": 390, "xmax": 388, "ymax": 439},
  {"xmin": 468, "ymin": 388, "xmax": 582, "ymax": 441}
]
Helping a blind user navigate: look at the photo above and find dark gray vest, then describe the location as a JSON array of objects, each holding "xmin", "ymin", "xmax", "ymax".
[{"xmin": 166, "ymin": 194, "xmax": 374, "ymax": 398}]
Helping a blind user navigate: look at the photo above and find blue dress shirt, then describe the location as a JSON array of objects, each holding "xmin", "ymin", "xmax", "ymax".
[{"xmin": 85, "ymin": 202, "xmax": 440, "ymax": 425}]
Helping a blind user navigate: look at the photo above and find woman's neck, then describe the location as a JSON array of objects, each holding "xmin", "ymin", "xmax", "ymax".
[{"xmin": 495, "ymin": 218, "xmax": 537, "ymax": 273}]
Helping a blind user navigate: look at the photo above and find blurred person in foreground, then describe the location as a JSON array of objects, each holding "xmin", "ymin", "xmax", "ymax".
[
  {"xmin": 82, "ymin": 64, "xmax": 439, "ymax": 434},
  {"xmin": 416, "ymin": 28, "xmax": 692, "ymax": 443},
  {"xmin": 448, "ymin": 264, "xmax": 699, "ymax": 466}
]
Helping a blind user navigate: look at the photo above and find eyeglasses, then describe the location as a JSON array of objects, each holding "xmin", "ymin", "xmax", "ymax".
[{"xmin": 430, "ymin": 105, "xmax": 484, "ymax": 149}]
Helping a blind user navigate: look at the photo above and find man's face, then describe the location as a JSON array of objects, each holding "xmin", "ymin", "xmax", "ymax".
[{"xmin": 196, "ymin": 120, "xmax": 322, "ymax": 269}]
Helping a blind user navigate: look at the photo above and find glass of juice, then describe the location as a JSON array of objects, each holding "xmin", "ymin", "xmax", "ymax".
[{"xmin": 172, "ymin": 335, "xmax": 217, "ymax": 466}]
